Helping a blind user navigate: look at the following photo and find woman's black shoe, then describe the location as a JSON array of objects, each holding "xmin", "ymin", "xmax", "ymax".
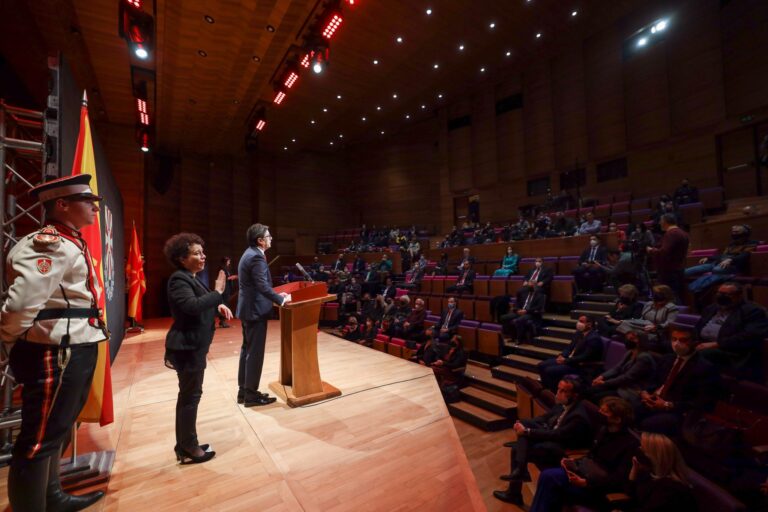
[{"xmin": 175, "ymin": 446, "xmax": 215, "ymax": 464}]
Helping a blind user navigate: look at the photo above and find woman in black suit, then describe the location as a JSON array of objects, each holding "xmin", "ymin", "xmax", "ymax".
[{"xmin": 163, "ymin": 233, "xmax": 233, "ymax": 464}]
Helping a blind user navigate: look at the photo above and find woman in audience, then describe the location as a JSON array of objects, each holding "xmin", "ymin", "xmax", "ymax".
[
  {"xmin": 387, "ymin": 295, "xmax": 412, "ymax": 336},
  {"xmin": 589, "ymin": 331, "xmax": 656, "ymax": 404},
  {"xmin": 341, "ymin": 316, "xmax": 361, "ymax": 342},
  {"xmin": 617, "ymin": 285, "xmax": 678, "ymax": 352},
  {"xmin": 598, "ymin": 284, "xmax": 644, "ymax": 338},
  {"xmin": 358, "ymin": 317, "xmax": 377, "ymax": 347},
  {"xmin": 627, "ymin": 433, "xmax": 697, "ymax": 511},
  {"xmin": 493, "ymin": 246, "xmax": 519, "ymax": 277}
]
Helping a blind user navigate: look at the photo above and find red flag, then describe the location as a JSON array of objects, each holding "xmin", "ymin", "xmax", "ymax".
[
  {"xmin": 126, "ymin": 222, "xmax": 146, "ymax": 322},
  {"xmin": 71, "ymin": 92, "xmax": 114, "ymax": 426}
]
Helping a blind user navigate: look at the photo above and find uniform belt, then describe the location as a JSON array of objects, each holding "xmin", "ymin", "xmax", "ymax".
[{"xmin": 35, "ymin": 308, "xmax": 100, "ymax": 320}]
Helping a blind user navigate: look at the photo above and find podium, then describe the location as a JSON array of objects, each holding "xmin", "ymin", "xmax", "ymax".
[{"xmin": 268, "ymin": 281, "xmax": 341, "ymax": 407}]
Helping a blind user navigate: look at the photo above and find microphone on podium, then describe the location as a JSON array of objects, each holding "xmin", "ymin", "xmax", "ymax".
[{"xmin": 295, "ymin": 263, "xmax": 314, "ymax": 282}]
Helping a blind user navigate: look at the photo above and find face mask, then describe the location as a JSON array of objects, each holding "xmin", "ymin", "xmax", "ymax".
[
  {"xmin": 618, "ymin": 296, "xmax": 632, "ymax": 305},
  {"xmin": 590, "ymin": 240, "xmax": 598, "ymax": 247},
  {"xmin": 535, "ymin": 262, "xmax": 542, "ymax": 268},
  {"xmin": 576, "ymin": 322, "xmax": 586, "ymax": 332},
  {"xmin": 448, "ymin": 303, "xmax": 456, "ymax": 309},
  {"xmin": 716, "ymin": 293, "xmax": 733, "ymax": 307}
]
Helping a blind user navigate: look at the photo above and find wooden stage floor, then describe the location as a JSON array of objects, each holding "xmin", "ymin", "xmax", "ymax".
[{"xmin": 0, "ymin": 319, "xmax": 487, "ymax": 511}]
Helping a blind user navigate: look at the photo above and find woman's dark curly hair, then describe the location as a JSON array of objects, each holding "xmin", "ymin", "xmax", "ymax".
[{"xmin": 163, "ymin": 232, "xmax": 204, "ymax": 269}]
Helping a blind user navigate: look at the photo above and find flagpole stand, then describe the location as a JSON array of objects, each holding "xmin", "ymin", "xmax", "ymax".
[
  {"xmin": 125, "ymin": 317, "xmax": 144, "ymax": 333},
  {"xmin": 60, "ymin": 423, "xmax": 114, "ymax": 491}
]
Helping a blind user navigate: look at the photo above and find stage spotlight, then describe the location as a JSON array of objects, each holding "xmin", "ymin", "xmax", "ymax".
[
  {"xmin": 312, "ymin": 51, "xmax": 328, "ymax": 74},
  {"xmin": 322, "ymin": 12, "xmax": 343, "ymax": 39},
  {"xmin": 136, "ymin": 124, "xmax": 152, "ymax": 153},
  {"xmin": 119, "ymin": 0, "xmax": 154, "ymax": 61},
  {"xmin": 637, "ymin": 37, "xmax": 648, "ymax": 47},
  {"xmin": 273, "ymin": 85, "xmax": 287, "ymax": 104},
  {"xmin": 282, "ymin": 66, "xmax": 299, "ymax": 89},
  {"xmin": 248, "ymin": 108, "xmax": 267, "ymax": 135}
]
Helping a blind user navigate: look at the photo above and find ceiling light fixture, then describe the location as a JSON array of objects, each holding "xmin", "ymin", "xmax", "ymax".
[
  {"xmin": 323, "ymin": 107, "xmax": 328, "ymax": 112},
  {"xmin": 421, "ymin": 104, "xmax": 426, "ymax": 109},
  {"xmin": 426, "ymin": 8, "xmax": 432, "ymax": 15},
  {"xmin": 266, "ymin": 24, "xmax": 275, "ymax": 32},
  {"xmin": 536, "ymin": 32, "xmax": 542, "ymax": 38},
  {"xmin": 458, "ymin": 44, "xmax": 465, "ymax": 51},
  {"xmin": 197, "ymin": 49, "xmax": 207, "ymax": 57},
  {"xmin": 433, "ymin": 63, "xmax": 439, "ymax": 69},
  {"xmin": 489, "ymin": 22, "xmax": 496, "ymax": 29},
  {"xmin": 392, "ymin": 93, "xmax": 398, "ymax": 99},
  {"xmin": 252, "ymin": 55, "xmax": 261, "ymax": 62},
  {"xmin": 373, "ymin": 59, "xmax": 379, "ymax": 65},
  {"xmin": 204, "ymin": 15, "xmax": 214, "ymax": 23},
  {"xmin": 396, "ymin": 36, "xmax": 403, "ymax": 43},
  {"xmin": 337, "ymin": 94, "xmax": 342, "ymax": 99},
  {"xmin": 480, "ymin": 67, "xmax": 486, "ymax": 73},
  {"xmin": 505, "ymin": 50, "xmax": 512, "ymax": 57},
  {"xmin": 361, "ymin": 116, "xmax": 367, "ymax": 121},
  {"xmin": 571, "ymin": 10, "xmax": 578, "ymax": 17}
]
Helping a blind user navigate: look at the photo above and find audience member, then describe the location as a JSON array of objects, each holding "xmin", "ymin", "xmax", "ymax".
[
  {"xmin": 340, "ymin": 275, "xmax": 361, "ymax": 313},
  {"xmin": 435, "ymin": 297, "xmax": 463, "ymax": 342},
  {"xmin": 500, "ymin": 286, "xmax": 546, "ymax": 344},
  {"xmin": 400, "ymin": 297, "xmax": 426, "ymax": 340},
  {"xmin": 341, "ymin": 316, "xmax": 361, "ymax": 341},
  {"xmin": 578, "ymin": 212, "xmax": 602, "ymax": 235},
  {"xmin": 399, "ymin": 264, "xmax": 425, "ymax": 290},
  {"xmin": 694, "ymin": 282, "xmax": 768, "ymax": 382},
  {"xmin": 573, "ymin": 235, "xmax": 608, "ymax": 293},
  {"xmin": 627, "ymin": 432, "xmax": 697, "ymax": 512},
  {"xmin": 617, "ymin": 285, "xmax": 678, "ymax": 353},
  {"xmin": 686, "ymin": 224, "xmax": 757, "ymax": 297},
  {"xmin": 673, "ymin": 178, "xmax": 699, "ymax": 206},
  {"xmin": 598, "ymin": 284, "xmax": 644, "ymax": 338},
  {"xmin": 361, "ymin": 263, "xmax": 379, "ymax": 294},
  {"xmin": 493, "ymin": 246, "xmax": 519, "ymax": 277},
  {"xmin": 493, "ymin": 376, "xmax": 593, "ymax": 505},
  {"xmin": 457, "ymin": 247, "xmax": 473, "ymax": 273},
  {"xmin": 387, "ymin": 295, "xmax": 412, "ymax": 336},
  {"xmin": 523, "ymin": 257, "xmax": 554, "ymax": 294},
  {"xmin": 589, "ymin": 331, "xmax": 656, "ymax": 404},
  {"xmin": 380, "ymin": 277, "xmax": 396, "ymax": 300},
  {"xmin": 358, "ymin": 317, "xmax": 377, "ymax": 347},
  {"xmin": 332, "ymin": 254, "xmax": 345, "ymax": 272},
  {"xmin": 552, "ymin": 211, "xmax": 577, "ymax": 237},
  {"xmin": 352, "ymin": 253, "xmax": 366, "ymax": 273},
  {"xmin": 539, "ymin": 315, "xmax": 604, "ymax": 390},
  {"xmin": 529, "ymin": 397, "xmax": 638, "ymax": 512},
  {"xmin": 377, "ymin": 253, "xmax": 393, "ymax": 281},
  {"xmin": 636, "ymin": 323, "xmax": 719, "ymax": 435},
  {"xmin": 419, "ymin": 334, "xmax": 467, "ymax": 389},
  {"xmin": 649, "ymin": 213, "xmax": 688, "ymax": 300},
  {"xmin": 446, "ymin": 259, "xmax": 475, "ymax": 294}
]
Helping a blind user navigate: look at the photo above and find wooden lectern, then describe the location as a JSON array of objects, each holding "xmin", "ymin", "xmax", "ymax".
[{"xmin": 268, "ymin": 281, "xmax": 341, "ymax": 407}]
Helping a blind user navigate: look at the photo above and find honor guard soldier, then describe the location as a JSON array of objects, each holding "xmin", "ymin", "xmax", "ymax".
[{"xmin": 1, "ymin": 174, "xmax": 108, "ymax": 512}]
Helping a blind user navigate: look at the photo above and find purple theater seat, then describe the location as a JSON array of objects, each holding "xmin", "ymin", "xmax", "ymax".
[
  {"xmin": 699, "ymin": 186, "xmax": 725, "ymax": 211},
  {"xmin": 460, "ymin": 320, "xmax": 480, "ymax": 328},
  {"xmin": 558, "ymin": 256, "xmax": 580, "ymax": 275},
  {"xmin": 631, "ymin": 208, "xmax": 652, "ymax": 223},
  {"xmin": 426, "ymin": 315, "xmax": 441, "ymax": 323},
  {"xmin": 676, "ymin": 313, "xmax": 701, "ymax": 326},
  {"xmin": 389, "ymin": 337, "xmax": 406, "ymax": 347},
  {"xmin": 756, "ymin": 244, "xmax": 768, "ymax": 253},
  {"xmin": 603, "ymin": 339, "xmax": 627, "ymax": 370},
  {"xmin": 690, "ymin": 248, "xmax": 719, "ymax": 257},
  {"xmin": 679, "ymin": 201, "xmax": 704, "ymax": 225},
  {"xmin": 687, "ymin": 468, "xmax": 747, "ymax": 512},
  {"xmin": 479, "ymin": 322, "xmax": 502, "ymax": 332}
]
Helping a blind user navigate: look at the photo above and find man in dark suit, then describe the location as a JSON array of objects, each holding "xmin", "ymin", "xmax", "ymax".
[
  {"xmin": 446, "ymin": 260, "xmax": 476, "ymax": 294},
  {"xmin": 352, "ymin": 253, "xmax": 366, "ymax": 273},
  {"xmin": 637, "ymin": 323, "xmax": 720, "ymax": 435},
  {"xmin": 523, "ymin": 257, "xmax": 554, "ymax": 295},
  {"xmin": 332, "ymin": 254, "xmax": 345, "ymax": 272},
  {"xmin": 494, "ymin": 376, "xmax": 594, "ymax": 505},
  {"xmin": 500, "ymin": 286, "xmax": 546, "ymax": 344},
  {"xmin": 694, "ymin": 282, "xmax": 768, "ymax": 382},
  {"xmin": 380, "ymin": 277, "xmax": 397, "ymax": 300},
  {"xmin": 538, "ymin": 315, "xmax": 604, "ymax": 390},
  {"xmin": 435, "ymin": 297, "xmax": 464, "ymax": 342},
  {"xmin": 648, "ymin": 213, "xmax": 689, "ymax": 300},
  {"xmin": 573, "ymin": 235, "xmax": 608, "ymax": 293},
  {"xmin": 236, "ymin": 224, "xmax": 290, "ymax": 407}
]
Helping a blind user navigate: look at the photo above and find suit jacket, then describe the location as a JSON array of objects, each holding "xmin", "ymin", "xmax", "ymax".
[
  {"xmin": 694, "ymin": 301, "xmax": 768, "ymax": 353},
  {"xmin": 514, "ymin": 289, "xmax": 546, "ymax": 316},
  {"xmin": 456, "ymin": 268, "xmax": 476, "ymax": 287},
  {"xmin": 524, "ymin": 266, "xmax": 554, "ymax": 289},
  {"xmin": 332, "ymin": 259, "xmax": 345, "ymax": 271},
  {"xmin": 381, "ymin": 284, "xmax": 397, "ymax": 299},
  {"xmin": 437, "ymin": 308, "xmax": 464, "ymax": 336},
  {"xmin": 353, "ymin": 257, "xmax": 367, "ymax": 273},
  {"xmin": 655, "ymin": 227, "xmax": 689, "ymax": 272},
  {"xmin": 526, "ymin": 399, "xmax": 593, "ymax": 449},
  {"xmin": 648, "ymin": 352, "xmax": 719, "ymax": 414},
  {"xmin": 579, "ymin": 245, "xmax": 608, "ymax": 265},
  {"xmin": 236, "ymin": 246, "xmax": 285, "ymax": 322},
  {"xmin": 165, "ymin": 270, "xmax": 223, "ymax": 351},
  {"xmin": 563, "ymin": 330, "xmax": 604, "ymax": 367}
]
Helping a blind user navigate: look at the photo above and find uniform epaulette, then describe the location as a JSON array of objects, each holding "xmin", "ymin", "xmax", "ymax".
[{"xmin": 32, "ymin": 225, "xmax": 61, "ymax": 250}]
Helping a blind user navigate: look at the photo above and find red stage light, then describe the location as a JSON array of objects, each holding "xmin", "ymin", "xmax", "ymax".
[
  {"xmin": 136, "ymin": 98, "xmax": 150, "ymax": 125},
  {"xmin": 273, "ymin": 91, "xmax": 286, "ymax": 105},
  {"xmin": 126, "ymin": 0, "xmax": 142, "ymax": 8},
  {"xmin": 255, "ymin": 119, "xmax": 266, "ymax": 131},
  {"xmin": 322, "ymin": 13, "xmax": 343, "ymax": 39},
  {"xmin": 300, "ymin": 51, "xmax": 314, "ymax": 68},
  {"xmin": 284, "ymin": 71, "xmax": 299, "ymax": 89}
]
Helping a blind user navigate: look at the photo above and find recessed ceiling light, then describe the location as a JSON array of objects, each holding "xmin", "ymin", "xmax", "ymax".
[
  {"xmin": 392, "ymin": 93, "xmax": 398, "ymax": 99},
  {"xmin": 373, "ymin": 59, "xmax": 379, "ymax": 65},
  {"xmin": 198, "ymin": 50, "xmax": 207, "ymax": 57},
  {"xmin": 337, "ymin": 94, "xmax": 342, "ymax": 100},
  {"xmin": 426, "ymin": 7, "xmax": 432, "ymax": 15},
  {"xmin": 376, "ymin": 106, "xmax": 382, "ymax": 111},
  {"xmin": 405, "ymin": 114, "xmax": 410, "ymax": 119},
  {"xmin": 329, "ymin": 141, "xmax": 334, "ymax": 146},
  {"xmin": 380, "ymin": 130, "xmax": 385, "ymax": 135},
  {"xmin": 292, "ymin": 138, "xmax": 297, "ymax": 142},
  {"xmin": 437, "ymin": 93, "xmax": 443, "ymax": 99},
  {"xmin": 637, "ymin": 37, "xmax": 648, "ymax": 47},
  {"xmin": 480, "ymin": 67, "xmax": 486, "ymax": 73},
  {"xmin": 396, "ymin": 36, "xmax": 403, "ymax": 43},
  {"xmin": 421, "ymin": 104, "xmax": 426, "ymax": 109},
  {"xmin": 571, "ymin": 10, "xmax": 578, "ymax": 17},
  {"xmin": 458, "ymin": 44, "xmax": 465, "ymax": 51},
  {"xmin": 489, "ymin": 22, "xmax": 496, "ymax": 29},
  {"xmin": 204, "ymin": 15, "xmax": 215, "ymax": 24},
  {"xmin": 361, "ymin": 116, "xmax": 367, "ymax": 121},
  {"xmin": 252, "ymin": 55, "xmax": 261, "ymax": 62},
  {"xmin": 433, "ymin": 63, "xmax": 439, "ymax": 69},
  {"xmin": 322, "ymin": 107, "xmax": 328, "ymax": 112},
  {"xmin": 339, "ymin": 134, "xmax": 344, "ymax": 138},
  {"xmin": 310, "ymin": 119, "xmax": 316, "ymax": 124},
  {"xmin": 283, "ymin": 146, "xmax": 288, "ymax": 150},
  {"xmin": 266, "ymin": 25, "xmax": 275, "ymax": 32},
  {"xmin": 536, "ymin": 32, "xmax": 542, "ymax": 38}
]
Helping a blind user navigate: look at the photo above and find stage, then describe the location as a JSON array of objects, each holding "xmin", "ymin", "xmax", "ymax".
[{"xmin": 0, "ymin": 319, "xmax": 486, "ymax": 511}]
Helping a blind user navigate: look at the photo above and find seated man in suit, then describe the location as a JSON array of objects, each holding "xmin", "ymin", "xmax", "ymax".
[
  {"xmin": 399, "ymin": 297, "xmax": 427, "ymax": 341},
  {"xmin": 446, "ymin": 259, "xmax": 476, "ymax": 294},
  {"xmin": 694, "ymin": 282, "xmax": 768, "ymax": 382},
  {"xmin": 552, "ymin": 211, "xmax": 578, "ymax": 237},
  {"xmin": 332, "ymin": 253, "xmax": 346, "ymax": 272},
  {"xmin": 377, "ymin": 253, "xmax": 393, "ymax": 281},
  {"xmin": 310, "ymin": 264, "xmax": 330, "ymax": 282},
  {"xmin": 361, "ymin": 263, "xmax": 379, "ymax": 295},
  {"xmin": 434, "ymin": 297, "xmax": 464, "ymax": 342},
  {"xmin": 500, "ymin": 285, "xmax": 546, "ymax": 345},
  {"xmin": 456, "ymin": 247, "xmax": 474, "ymax": 274},
  {"xmin": 573, "ymin": 235, "xmax": 608, "ymax": 293},
  {"xmin": 380, "ymin": 276, "xmax": 397, "ymax": 300},
  {"xmin": 419, "ymin": 334, "xmax": 467, "ymax": 388},
  {"xmin": 494, "ymin": 376, "xmax": 594, "ymax": 505},
  {"xmin": 636, "ymin": 323, "xmax": 720, "ymax": 435},
  {"xmin": 387, "ymin": 295, "xmax": 412, "ymax": 336},
  {"xmin": 352, "ymin": 253, "xmax": 366, "ymax": 273},
  {"xmin": 399, "ymin": 265, "xmax": 425, "ymax": 290},
  {"xmin": 578, "ymin": 212, "xmax": 602, "ymax": 235},
  {"xmin": 523, "ymin": 257, "xmax": 554, "ymax": 295},
  {"xmin": 539, "ymin": 315, "xmax": 604, "ymax": 391},
  {"xmin": 340, "ymin": 275, "xmax": 362, "ymax": 314}
]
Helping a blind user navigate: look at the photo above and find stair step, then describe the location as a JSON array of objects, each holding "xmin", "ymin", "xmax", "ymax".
[
  {"xmin": 491, "ymin": 364, "xmax": 541, "ymax": 384},
  {"xmin": 511, "ymin": 345, "xmax": 562, "ymax": 360},
  {"xmin": 542, "ymin": 326, "xmax": 575, "ymax": 340},
  {"xmin": 576, "ymin": 301, "xmax": 614, "ymax": 312},
  {"xmin": 499, "ymin": 354, "xmax": 541, "ymax": 373},
  {"xmin": 459, "ymin": 386, "xmax": 518, "ymax": 417},
  {"xmin": 535, "ymin": 336, "xmax": 571, "ymax": 351},
  {"xmin": 463, "ymin": 365, "xmax": 517, "ymax": 397},
  {"xmin": 448, "ymin": 401, "xmax": 514, "ymax": 431},
  {"xmin": 542, "ymin": 313, "xmax": 578, "ymax": 328},
  {"xmin": 570, "ymin": 309, "xmax": 608, "ymax": 319},
  {"xmin": 575, "ymin": 293, "xmax": 617, "ymax": 303}
]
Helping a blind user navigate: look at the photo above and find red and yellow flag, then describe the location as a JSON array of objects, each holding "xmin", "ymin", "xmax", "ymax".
[
  {"xmin": 126, "ymin": 222, "xmax": 146, "ymax": 322},
  {"xmin": 72, "ymin": 92, "xmax": 114, "ymax": 426}
]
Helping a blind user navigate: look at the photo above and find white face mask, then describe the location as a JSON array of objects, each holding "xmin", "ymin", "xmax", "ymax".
[
  {"xmin": 590, "ymin": 240, "xmax": 598, "ymax": 247},
  {"xmin": 576, "ymin": 322, "xmax": 586, "ymax": 332}
]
